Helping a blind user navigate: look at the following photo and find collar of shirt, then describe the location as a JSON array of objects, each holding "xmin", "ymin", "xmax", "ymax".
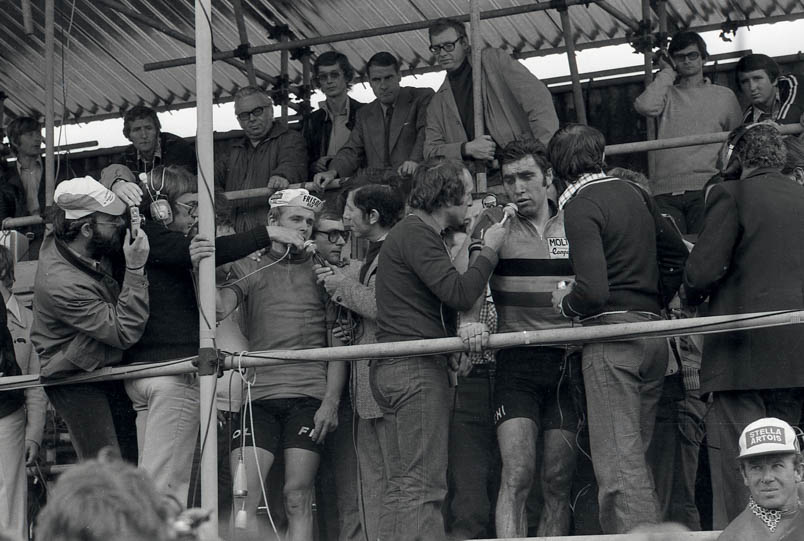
[
  {"xmin": 558, "ymin": 171, "xmax": 615, "ymax": 210},
  {"xmin": 5, "ymin": 294, "xmax": 21, "ymax": 325},
  {"xmin": 16, "ymin": 157, "xmax": 42, "ymax": 174},
  {"xmin": 752, "ymin": 87, "xmax": 782, "ymax": 122},
  {"xmin": 320, "ymin": 97, "xmax": 350, "ymax": 121},
  {"xmin": 137, "ymin": 136, "xmax": 163, "ymax": 163}
]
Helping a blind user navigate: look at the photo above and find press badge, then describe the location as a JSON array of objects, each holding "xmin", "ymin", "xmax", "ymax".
[{"xmin": 547, "ymin": 237, "xmax": 569, "ymax": 258}]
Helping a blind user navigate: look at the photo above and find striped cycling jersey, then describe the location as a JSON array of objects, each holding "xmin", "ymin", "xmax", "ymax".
[{"xmin": 472, "ymin": 206, "xmax": 574, "ymax": 333}]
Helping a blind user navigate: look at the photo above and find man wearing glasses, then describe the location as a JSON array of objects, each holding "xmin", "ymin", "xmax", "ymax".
[
  {"xmin": 634, "ymin": 31, "xmax": 742, "ymax": 235},
  {"xmin": 302, "ymin": 51, "xmax": 365, "ymax": 177},
  {"xmin": 215, "ymin": 86, "xmax": 308, "ymax": 232},
  {"xmin": 424, "ymin": 18, "xmax": 558, "ymax": 163}
]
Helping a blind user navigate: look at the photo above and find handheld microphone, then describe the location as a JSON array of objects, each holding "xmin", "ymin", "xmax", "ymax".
[
  {"xmin": 303, "ymin": 240, "xmax": 328, "ymax": 266},
  {"xmin": 500, "ymin": 203, "xmax": 518, "ymax": 225},
  {"xmin": 129, "ymin": 206, "xmax": 142, "ymax": 238}
]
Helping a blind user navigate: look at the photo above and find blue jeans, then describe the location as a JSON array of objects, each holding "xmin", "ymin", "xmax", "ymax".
[
  {"xmin": 581, "ymin": 312, "xmax": 667, "ymax": 533},
  {"xmin": 370, "ymin": 356, "xmax": 452, "ymax": 541}
]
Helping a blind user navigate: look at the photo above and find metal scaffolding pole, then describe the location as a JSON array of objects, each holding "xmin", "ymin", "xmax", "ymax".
[
  {"xmin": 195, "ymin": 0, "xmax": 218, "ymax": 531},
  {"xmin": 143, "ymin": 0, "xmax": 608, "ymax": 73},
  {"xmin": 559, "ymin": 6, "xmax": 587, "ymax": 125},
  {"xmin": 232, "ymin": 0, "xmax": 258, "ymax": 86},
  {"xmin": 641, "ymin": 0, "xmax": 656, "ymax": 178},
  {"xmin": 44, "ymin": 0, "xmax": 55, "ymax": 208},
  {"xmin": 470, "ymin": 0, "xmax": 487, "ymax": 193}
]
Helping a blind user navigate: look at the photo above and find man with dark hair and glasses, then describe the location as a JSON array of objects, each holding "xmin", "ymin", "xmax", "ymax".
[
  {"xmin": 302, "ymin": 51, "xmax": 365, "ymax": 177},
  {"xmin": 215, "ymin": 86, "xmax": 308, "ymax": 232},
  {"xmin": 424, "ymin": 18, "xmax": 558, "ymax": 164},
  {"xmin": 635, "ymin": 30, "xmax": 742, "ymax": 235}
]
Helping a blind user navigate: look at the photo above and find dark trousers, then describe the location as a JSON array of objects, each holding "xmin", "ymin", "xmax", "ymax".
[
  {"xmin": 647, "ymin": 375, "xmax": 707, "ymax": 530},
  {"xmin": 707, "ymin": 388, "xmax": 804, "ymax": 529},
  {"xmin": 319, "ymin": 395, "xmax": 362, "ymax": 541},
  {"xmin": 655, "ymin": 191, "xmax": 705, "ymax": 235},
  {"xmin": 445, "ymin": 370, "xmax": 499, "ymax": 540},
  {"xmin": 46, "ymin": 381, "xmax": 138, "ymax": 463}
]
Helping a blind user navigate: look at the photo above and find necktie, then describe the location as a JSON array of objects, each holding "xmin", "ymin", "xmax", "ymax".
[{"xmin": 384, "ymin": 105, "xmax": 394, "ymax": 167}]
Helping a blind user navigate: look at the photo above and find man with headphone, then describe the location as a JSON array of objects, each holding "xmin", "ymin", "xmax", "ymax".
[{"xmin": 685, "ymin": 122, "xmax": 804, "ymax": 528}]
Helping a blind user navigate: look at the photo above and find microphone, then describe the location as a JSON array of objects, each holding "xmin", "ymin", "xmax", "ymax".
[
  {"xmin": 303, "ymin": 240, "xmax": 328, "ymax": 266},
  {"xmin": 500, "ymin": 203, "xmax": 518, "ymax": 225}
]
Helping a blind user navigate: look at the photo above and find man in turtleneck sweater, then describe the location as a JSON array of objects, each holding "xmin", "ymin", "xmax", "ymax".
[
  {"xmin": 424, "ymin": 18, "xmax": 559, "ymax": 163},
  {"xmin": 635, "ymin": 31, "xmax": 742, "ymax": 235}
]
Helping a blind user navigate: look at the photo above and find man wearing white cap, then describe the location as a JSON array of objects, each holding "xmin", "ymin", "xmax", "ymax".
[
  {"xmin": 30, "ymin": 176, "xmax": 150, "ymax": 462},
  {"xmin": 718, "ymin": 417, "xmax": 804, "ymax": 540},
  {"xmin": 214, "ymin": 188, "xmax": 347, "ymax": 541}
]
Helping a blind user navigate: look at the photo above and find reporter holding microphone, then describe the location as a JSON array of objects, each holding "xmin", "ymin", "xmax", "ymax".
[{"xmin": 372, "ymin": 158, "xmax": 508, "ymax": 541}]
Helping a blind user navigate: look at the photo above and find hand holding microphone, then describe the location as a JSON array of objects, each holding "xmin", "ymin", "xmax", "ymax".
[
  {"xmin": 500, "ymin": 202, "xmax": 518, "ymax": 225},
  {"xmin": 265, "ymin": 225, "xmax": 305, "ymax": 251}
]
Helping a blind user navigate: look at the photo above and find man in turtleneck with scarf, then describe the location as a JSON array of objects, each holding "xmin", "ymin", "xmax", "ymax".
[{"xmin": 423, "ymin": 17, "xmax": 559, "ymax": 164}]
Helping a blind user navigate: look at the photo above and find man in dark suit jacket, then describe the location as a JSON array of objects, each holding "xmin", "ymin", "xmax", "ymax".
[
  {"xmin": 313, "ymin": 52, "xmax": 434, "ymax": 195},
  {"xmin": 684, "ymin": 122, "xmax": 804, "ymax": 528}
]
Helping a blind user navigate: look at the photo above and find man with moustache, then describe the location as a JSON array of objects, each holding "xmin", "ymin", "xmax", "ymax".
[
  {"xmin": 30, "ymin": 176, "xmax": 150, "ymax": 462},
  {"xmin": 215, "ymin": 86, "xmax": 308, "ymax": 232},
  {"xmin": 313, "ymin": 52, "xmax": 433, "ymax": 194},
  {"xmin": 424, "ymin": 18, "xmax": 558, "ymax": 163}
]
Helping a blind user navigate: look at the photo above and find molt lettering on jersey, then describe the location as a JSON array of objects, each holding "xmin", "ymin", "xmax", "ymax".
[{"xmin": 547, "ymin": 237, "xmax": 569, "ymax": 258}]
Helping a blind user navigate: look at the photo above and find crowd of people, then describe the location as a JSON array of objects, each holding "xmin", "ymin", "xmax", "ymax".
[{"xmin": 1, "ymin": 19, "xmax": 804, "ymax": 541}]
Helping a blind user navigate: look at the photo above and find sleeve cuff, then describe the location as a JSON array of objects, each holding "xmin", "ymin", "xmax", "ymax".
[{"xmin": 124, "ymin": 269, "xmax": 149, "ymax": 287}]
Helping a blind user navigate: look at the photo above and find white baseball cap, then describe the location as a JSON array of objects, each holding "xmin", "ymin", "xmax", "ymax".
[
  {"xmin": 739, "ymin": 417, "xmax": 800, "ymax": 459},
  {"xmin": 54, "ymin": 176, "xmax": 127, "ymax": 219},
  {"xmin": 268, "ymin": 188, "xmax": 323, "ymax": 212}
]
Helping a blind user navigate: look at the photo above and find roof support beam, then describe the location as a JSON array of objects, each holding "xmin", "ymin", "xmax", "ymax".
[
  {"xmin": 143, "ymin": 0, "xmax": 609, "ymax": 73},
  {"xmin": 21, "ymin": 0, "xmax": 34, "ymax": 35},
  {"xmin": 595, "ymin": 1, "xmax": 641, "ymax": 32},
  {"xmin": 94, "ymin": 0, "xmax": 276, "ymax": 86}
]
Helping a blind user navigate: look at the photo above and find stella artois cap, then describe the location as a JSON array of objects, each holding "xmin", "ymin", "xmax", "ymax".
[
  {"xmin": 268, "ymin": 188, "xmax": 323, "ymax": 212},
  {"xmin": 739, "ymin": 417, "xmax": 800, "ymax": 459}
]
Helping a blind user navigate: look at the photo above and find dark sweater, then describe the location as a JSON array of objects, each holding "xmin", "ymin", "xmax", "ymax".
[
  {"xmin": 124, "ymin": 220, "xmax": 270, "ymax": 363},
  {"xmin": 448, "ymin": 58, "xmax": 475, "ymax": 141},
  {"xmin": 561, "ymin": 180, "xmax": 662, "ymax": 318},
  {"xmin": 376, "ymin": 214, "xmax": 497, "ymax": 342}
]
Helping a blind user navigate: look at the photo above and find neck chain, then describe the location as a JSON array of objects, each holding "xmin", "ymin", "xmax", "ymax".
[{"xmin": 749, "ymin": 496, "xmax": 799, "ymax": 532}]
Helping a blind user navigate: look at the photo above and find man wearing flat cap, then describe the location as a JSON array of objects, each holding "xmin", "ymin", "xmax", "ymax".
[
  {"xmin": 718, "ymin": 417, "xmax": 804, "ymax": 540},
  {"xmin": 213, "ymin": 188, "xmax": 347, "ymax": 540},
  {"xmin": 30, "ymin": 176, "xmax": 150, "ymax": 463}
]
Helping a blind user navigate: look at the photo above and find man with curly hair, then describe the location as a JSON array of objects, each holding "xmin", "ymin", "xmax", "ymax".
[{"xmin": 684, "ymin": 122, "xmax": 804, "ymax": 527}]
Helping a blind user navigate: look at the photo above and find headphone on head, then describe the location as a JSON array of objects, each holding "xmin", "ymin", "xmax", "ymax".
[
  {"xmin": 138, "ymin": 169, "xmax": 174, "ymax": 226},
  {"xmin": 718, "ymin": 120, "xmax": 781, "ymax": 180}
]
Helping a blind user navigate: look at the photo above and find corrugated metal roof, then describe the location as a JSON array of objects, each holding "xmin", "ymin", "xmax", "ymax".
[{"xmin": 2, "ymin": 0, "xmax": 803, "ymax": 125}]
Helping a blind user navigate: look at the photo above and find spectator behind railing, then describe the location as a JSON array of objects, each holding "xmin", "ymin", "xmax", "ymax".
[
  {"xmin": 119, "ymin": 105, "xmax": 196, "ymax": 177},
  {"xmin": 0, "ymin": 244, "xmax": 46, "ymax": 541}
]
